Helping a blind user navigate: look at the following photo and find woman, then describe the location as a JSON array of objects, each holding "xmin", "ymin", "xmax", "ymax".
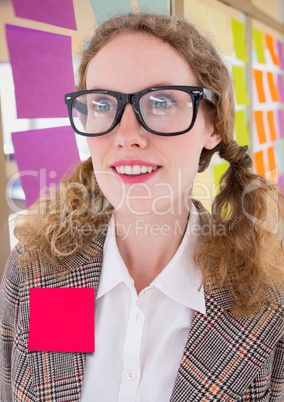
[{"xmin": 1, "ymin": 13, "xmax": 283, "ymax": 402}]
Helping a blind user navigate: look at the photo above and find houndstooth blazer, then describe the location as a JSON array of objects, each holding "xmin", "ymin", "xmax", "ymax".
[{"xmin": 1, "ymin": 201, "xmax": 283, "ymax": 402}]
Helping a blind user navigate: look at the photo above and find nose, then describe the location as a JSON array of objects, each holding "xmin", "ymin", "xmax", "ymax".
[{"xmin": 114, "ymin": 104, "xmax": 148, "ymax": 149}]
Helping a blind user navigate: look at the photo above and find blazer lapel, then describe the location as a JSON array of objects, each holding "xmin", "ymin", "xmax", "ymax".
[
  {"xmin": 21, "ymin": 233, "xmax": 106, "ymax": 402},
  {"xmin": 170, "ymin": 282, "xmax": 282, "ymax": 401},
  {"xmin": 170, "ymin": 200, "xmax": 282, "ymax": 401}
]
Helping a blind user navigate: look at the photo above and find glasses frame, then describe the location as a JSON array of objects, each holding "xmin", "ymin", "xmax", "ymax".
[{"xmin": 65, "ymin": 85, "xmax": 216, "ymax": 137}]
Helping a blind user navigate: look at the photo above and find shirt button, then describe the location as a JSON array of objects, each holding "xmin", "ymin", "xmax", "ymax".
[{"xmin": 126, "ymin": 370, "xmax": 136, "ymax": 381}]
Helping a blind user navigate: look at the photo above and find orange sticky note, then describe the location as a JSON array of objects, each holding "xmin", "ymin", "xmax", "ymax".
[
  {"xmin": 265, "ymin": 34, "xmax": 280, "ymax": 66},
  {"xmin": 267, "ymin": 146, "xmax": 278, "ymax": 182},
  {"xmin": 254, "ymin": 150, "xmax": 265, "ymax": 177},
  {"xmin": 254, "ymin": 111, "xmax": 267, "ymax": 144},
  {"xmin": 267, "ymin": 146, "xmax": 277, "ymax": 170},
  {"xmin": 253, "ymin": 69, "xmax": 266, "ymax": 103},
  {"xmin": 267, "ymin": 72, "xmax": 280, "ymax": 101},
  {"xmin": 267, "ymin": 111, "xmax": 277, "ymax": 141}
]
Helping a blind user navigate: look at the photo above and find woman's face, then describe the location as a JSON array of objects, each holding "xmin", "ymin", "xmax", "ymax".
[{"xmin": 86, "ymin": 32, "xmax": 221, "ymax": 217}]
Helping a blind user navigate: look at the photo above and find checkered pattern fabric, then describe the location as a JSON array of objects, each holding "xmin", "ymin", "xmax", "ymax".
[{"xmin": 1, "ymin": 201, "xmax": 283, "ymax": 401}]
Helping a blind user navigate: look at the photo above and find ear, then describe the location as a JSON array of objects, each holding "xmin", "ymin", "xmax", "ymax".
[{"xmin": 204, "ymin": 128, "xmax": 222, "ymax": 150}]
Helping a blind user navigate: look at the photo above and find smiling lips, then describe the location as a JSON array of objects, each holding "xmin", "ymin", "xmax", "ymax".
[
  {"xmin": 114, "ymin": 165, "xmax": 158, "ymax": 175},
  {"xmin": 111, "ymin": 160, "xmax": 160, "ymax": 183}
]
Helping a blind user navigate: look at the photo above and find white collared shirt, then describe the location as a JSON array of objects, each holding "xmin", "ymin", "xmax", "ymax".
[{"xmin": 80, "ymin": 205, "xmax": 206, "ymax": 402}]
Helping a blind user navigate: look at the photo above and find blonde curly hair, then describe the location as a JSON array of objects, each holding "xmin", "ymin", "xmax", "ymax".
[{"xmin": 15, "ymin": 13, "xmax": 284, "ymax": 315}]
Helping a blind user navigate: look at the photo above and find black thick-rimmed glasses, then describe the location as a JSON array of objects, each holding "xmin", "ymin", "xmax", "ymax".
[{"xmin": 64, "ymin": 85, "xmax": 216, "ymax": 137}]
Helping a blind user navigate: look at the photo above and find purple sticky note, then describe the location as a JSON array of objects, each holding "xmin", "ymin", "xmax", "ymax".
[
  {"xmin": 277, "ymin": 110, "xmax": 284, "ymax": 139},
  {"xmin": 277, "ymin": 40, "xmax": 284, "ymax": 69},
  {"xmin": 12, "ymin": 126, "xmax": 80, "ymax": 207},
  {"xmin": 277, "ymin": 75, "xmax": 284, "ymax": 102},
  {"xmin": 6, "ymin": 25, "xmax": 75, "ymax": 118},
  {"xmin": 11, "ymin": 0, "xmax": 77, "ymax": 30}
]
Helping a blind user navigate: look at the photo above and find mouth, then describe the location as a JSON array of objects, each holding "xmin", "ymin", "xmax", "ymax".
[{"xmin": 113, "ymin": 165, "xmax": 159, "ymax": 175}]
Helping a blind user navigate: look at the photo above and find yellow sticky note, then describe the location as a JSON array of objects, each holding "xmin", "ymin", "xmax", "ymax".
[
  {"xmin": 183, "ymin": 0, "xmax": 208, "ymax": 32},
  {"xmin": 253, "ymin": 29, "xmax": 266, "ymax": 63},
  {"xmin": 207, "ymin": 6, "xmax": 233, "ymax": 56},
  {"xmin": 213, "ymin": 161, "xmax": 229, "ymax": 194},
  {"xmin": 232, "ymin": 65, "xmax": 249, "ymax": 105},
  {"xmin": 235, "ymin": 110, "xmax": 250, "ymax": 147},
  {"xmin": 231, "ymin": 19, "xmax": 247, "ymax": 62}
]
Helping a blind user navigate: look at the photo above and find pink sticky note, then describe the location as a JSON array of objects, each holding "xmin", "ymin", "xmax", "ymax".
[
  {"xmin": 12, "ymin": 126, "xmax": 80, "ymax": 207},
  {"xmin": 6, "ymin": 25, "xmax": 75, "ymax": 118},
  {"xmin": 11, "ymin": 0, "xmax": 77, "ymax": 30},
  {"xmin": 28, "ymin": 288, "xmax": 95, "ymax": 352},
  {"xmin": 277, "ymin": 75, "xmax": 284, "ymax": 102},
  {"xmin": 277, "ymin": 40, "xmax": 284, "ymax": 69},
  {"xmin": 277, "ymin": 110, "xmax": 284, "ymax": 139}
]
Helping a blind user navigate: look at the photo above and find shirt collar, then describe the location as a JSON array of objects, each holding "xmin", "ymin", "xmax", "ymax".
[
  {"xmin": 96, "ymin": 203, "xmax": 206, "ymax": 315},
  {"xmin": 151, "ymin": 204, "xmax": 206, "ymax": 315}
]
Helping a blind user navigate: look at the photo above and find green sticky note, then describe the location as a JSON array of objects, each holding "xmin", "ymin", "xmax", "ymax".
[
  {"xmin": 231, "ymin": 19, "xmax": 247, "ymax": 62},
  {"xmin": 235, "ymin": 110, "xmax": 250, "ymax": 147},
  {"xmin": 89, "ymin": 0, "xmax": 133, "ymax": 25},
  {"xmin": 253, "ymin": 28, "xmax": 266, "ymax": 63},
  {"xmin": 232, "ymin": 65, "xmax": 249, "ymax": 105},
  {"xmin": 136, "ymin": 0, "xmax": 169, "ymax": 13},
  {"xmin": 213, "ymin": 161, "xmax": 229, "ymax": 194},
  {"xmin": 275, "ymin": 139, "xmax": 284, "ymax": 174}
]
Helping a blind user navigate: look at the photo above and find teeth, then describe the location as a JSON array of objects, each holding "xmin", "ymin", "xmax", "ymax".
[{"xmin": 115, "ymin": 165, "xmax": 158, "ymax": 175}]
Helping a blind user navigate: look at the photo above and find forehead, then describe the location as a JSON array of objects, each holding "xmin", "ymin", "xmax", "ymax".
[{"xmin": 86, "ymin": 32, "xmax": 197, "ymax": 91}]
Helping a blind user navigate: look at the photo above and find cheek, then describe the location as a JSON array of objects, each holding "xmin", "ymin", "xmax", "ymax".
[{"xmin": 87, "ymin": 138, "xmax": 104, "ymax": 169}]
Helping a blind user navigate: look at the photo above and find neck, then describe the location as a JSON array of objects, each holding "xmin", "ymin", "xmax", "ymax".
[{"xmin": 113, "ymin": 208, "xmax": 190, "ymax": 293}]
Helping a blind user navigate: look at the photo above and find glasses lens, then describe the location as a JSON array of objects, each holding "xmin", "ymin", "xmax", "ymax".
[
  {"xmin": 71, "ymin": 92, "xmax": 118, "ymax": 135},
  {"xmin": 140, "ymin": 89, "xmax": 194, "ymax": 134}
]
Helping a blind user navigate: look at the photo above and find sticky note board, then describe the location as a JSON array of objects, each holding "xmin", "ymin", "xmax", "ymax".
[
  {"xmin": 275, "ymin": 139, "xmax": 284, "ymax": 174},
  {"xmin": 28, "ymin": 288, "xmax": 95, "ymax": 352},
  {"xmin": 267, "ymin": 111, "xmax": 277, "ymax": 141},
  {"xmin": 265, "ymin": 34, "xmax": 280, "ymax": 66},
  {"xmin": 254, "ymin": 150, "xmax": 265, "ymax": 177},
  {"xmin": 6, "ymin": 25, "xmax": 75, "ymax": 118},
  {"xmin": 277, "ymin": 109, "xmax": 284, "ymax": 139},
  {"xmin": 89, "ymin": 0, "xmax": 133, "ymax": 25},
  {"xmin": 267, "ymin": 72, "xmax": 280, "ymax": 102},
  {"xmin": 12, "ymin": 126, "xmax": 80, "ymax": 207},
  {"xmin": 277, "ymin": 40, "xmax": 284, "ymax": 69},
  {"xmin": 235, "ymin": 110, "xmax": 250, "ymax": 146},
  {"xmin": 213, "ymin": 162, "xmax": 229, "ymax": 194},
  {"xmin": 252, "ymin": 29, "xmax": 266, "ymax": 63},
  {"xmin": 231, "ymin": 19, "xmax": 247, "ymax": 62},
  {"xmin": 11, "ymin": 0, "xmax": 77, "ymax": 30},
  {"xmin": 253, "ymin": 69, "xmax": 266, "ymax": 103},
  {"xmin": 232, "ymin": 65, "xmax": 249, "ymax": 105},
  {"xmin": 207, "ymin": 7, "xmax": 233, "ymax": 56},
  {"xmin": 136, "ymin": 0, "xmax": 169, "ymax": 13}
]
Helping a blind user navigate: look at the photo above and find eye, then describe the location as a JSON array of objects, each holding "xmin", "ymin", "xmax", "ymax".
[
  {"xmin": 148, "ymin": 94, "xmax": 176, "ymax": 113},
  {"xmin": 90, "ymin": 98, "xmax": 116, "ymax": 112}
]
